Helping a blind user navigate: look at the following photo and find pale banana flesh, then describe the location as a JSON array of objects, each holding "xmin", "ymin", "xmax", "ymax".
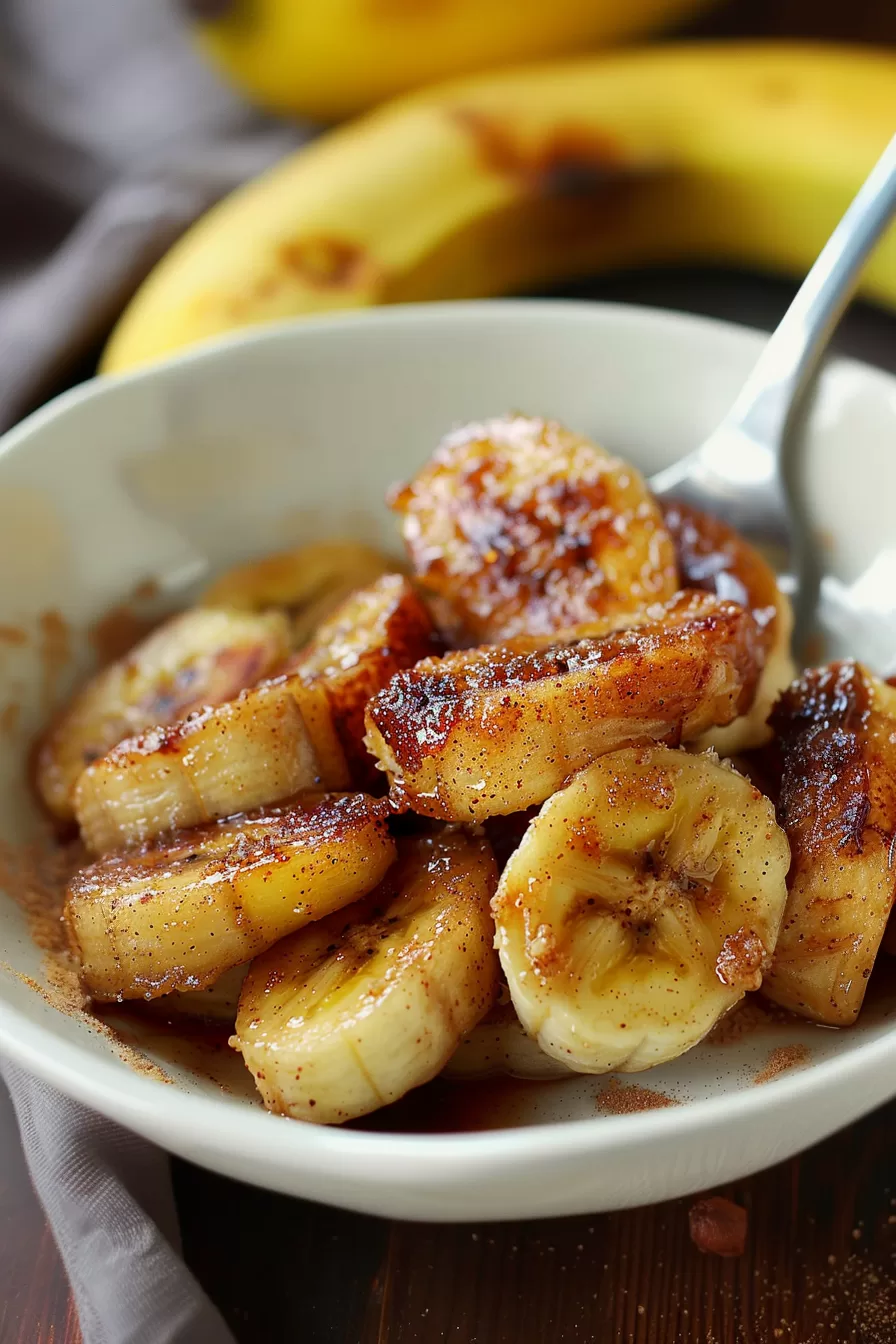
[
  {"xmin": 36, "ymin": 607, "xmax": 290, "ymax": 821},
  {"xmin": 762, "ymin": 665, "xmax": 896, "ymax": 1027},
  {"xmin": 66, "ymin": 793, "xmax": 396, "ymax": 1002},
  {"xmin": 492, "ymin": 746, "xmax": 790, "ymax": 1073},
  {"xmin": 102, "ymin": 45, "xmax": 896, "ymax": 374},
  {"xmin": 364, "ymin": 589, "xmax": 764, "ymax": 822},
  {"xmin": 234, "ymin": 830, "xmax": 500, "ymax": 1123}
]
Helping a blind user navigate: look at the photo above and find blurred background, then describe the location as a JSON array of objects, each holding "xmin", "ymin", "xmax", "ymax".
[{"xmin": 1, "ymin": 0, "xmax": 894, "ymax": 434}]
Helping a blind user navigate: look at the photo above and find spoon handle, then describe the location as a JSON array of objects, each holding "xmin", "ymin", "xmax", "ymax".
[{"xmin": 727, "ymin": 133, "xmax": 896, "ymax": 451}]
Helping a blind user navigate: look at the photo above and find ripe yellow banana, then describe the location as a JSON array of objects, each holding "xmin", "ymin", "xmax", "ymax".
[
  {"xmin": 364, "ymin": 589, "xmax": 764, "ymax": 822},
  {"xmin": 234, "ymin": 829, "xmax": 499, "ymax": 1123},
  {"xmin": 492, "ymin": 746, "xmax": 790, "ymax": 1072},
  {"xmin": 762, "ymin": 663, "xmax": 896, "ymax": 1026},
  {"xmin": 66, "ymin": 792, "xmax": 395, "ymax": 1002},
  {"xmin": 36, "ymin": 607, "xmax": 290, "ymax": 821},
  {"xmin": 102, "ymin": 44, "xmax": 896, "ymax": 375},
  {"xmin": 186, "ymin": 0, "xmax": 711, "ymax": 122}
]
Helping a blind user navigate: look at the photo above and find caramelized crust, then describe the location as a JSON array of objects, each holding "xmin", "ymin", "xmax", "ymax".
[
  {"xmin": 286, "ymin": 573, "xmax": 439, "ymax": 787},
  {"xmin": 390, "ymin": 414, "xmax": 678, "ymax": 641},
  {"xmin": 762, "ymin": 662, "xmax": 896, "ymax": 1025},
  {"xmin": 661, "ymin": 500, "xmax": 778, "ymax": 656},
  {"xmin": 36, "ymin": 607, "xmax": 290, "ymax": 821},
  {"xmin": 771, "ymin": 662, "xmax": 876, "ymax": 863},
  {"xmin": 365, "ymin": 590, "xmax": 763, "ymax": 821},
  {"xmin": 66, "ymin": 792, "xmax": 396, "ymax": 1001}
]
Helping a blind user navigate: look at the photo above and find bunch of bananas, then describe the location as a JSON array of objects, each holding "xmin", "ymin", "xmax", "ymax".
[
  {"xmin": 102, "ymin": 44, "xmax": 896, "ymax": 374},
  {"xmin": 43, "ymin": 415, "xmax": 896, "ymax": 1124}
]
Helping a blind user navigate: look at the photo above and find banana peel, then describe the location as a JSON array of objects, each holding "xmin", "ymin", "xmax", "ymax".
[{"xmin": 102, "ymin": 44, "xmax": 896, "ymax": 375}]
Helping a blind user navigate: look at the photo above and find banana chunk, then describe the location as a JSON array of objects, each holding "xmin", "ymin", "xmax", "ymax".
[
  {"xmin": 74, "ymin": 575, "xmax": 436, "ymax": 853},
  {"xmin": 74, "ymin": 672, "xmax": 349, "ymax": 854},
  {"xmin": 286, "ymin": 573, "xmax": 437, "ymax": 788},
  {"xmin": 662, "ymin": 500, "xmax": 795, "ymax": 754},
  {"xmin": 234, "ymin": 830, "xmax": 499, "ymax": 1123},
  {"xmin": 762, "ymin": 663, "xmax": 896, "ymax": 1026},
  {"xmin": 66, "ymin": 792, "xmax": 395, "ymax": 1002},
  {"xmin": 37, "ymin": 607, "xmax": 290, "ymax": 821},
  {"xmin": 365, "ymin": 590, "xmax": 763, "ymax": 822},
  {"xmin": 492, "ymin": 746, "xmax": 790, "ymax": 1073},
  {"xmin": 391, "ymin": 414, "xmax": 678, "ymax": 642},
  {"xmin": 203, "ymin": 540, "xmax": 394, "ymax": 646}
]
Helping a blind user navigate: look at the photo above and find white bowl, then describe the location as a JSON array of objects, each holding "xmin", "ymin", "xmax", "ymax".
[{"xmin": 1, "ymin": 301, "xmax": 895, "ymax": 1222}]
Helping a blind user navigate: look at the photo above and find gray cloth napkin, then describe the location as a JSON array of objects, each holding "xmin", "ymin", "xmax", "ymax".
[
  {"xmin": 0, "ymin": 0, "xmax": 303, "ymax": 431},
  {"xmin": 0, "ymin": 2, "xmax": 307, "ymax": 1339},
  {"xmin": 1, "ymin": 1061, "xmax": 236, "ymax": 1344}
]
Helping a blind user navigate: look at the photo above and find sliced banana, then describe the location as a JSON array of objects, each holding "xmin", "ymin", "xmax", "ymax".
[
  {"xmin": 74, "ymin": 575, "xmax": 436, "ymax": 853},
  {"xmin": 492, "ymin": 746, "xmax": 790, "ymax": 1073},
  {"xmin": 762, "ymin": 663, "xmax": 896, "ymax": 1025},
  {"xmin": 365, "ymin": 590, "xmax": 764, "ymax": 822},
  {"xmin": 73, "ymin": 672, "xmax": 349, "ymax": 854},
  {"xmin": 37, "ymin": 607, "xmax": 290, "ymax": 821},
  {"xmin": 391, "ymin": 414, "xmax": 679, "ymax": 642},
  {"xmin": 443, "ymin": 996, "xmax": 573, "ymax": 1081},
  {"xmin": 662, "ymin": 500, "xmax": 795, "ymax": 754},
  {"xmin": 203, "ymin": 540, "xmax": 395, "ymax": 645},
  {"xmin": 66, "ymin": 792, "xmax": 395, "ymax": 1002},
  {"xmin": 234, "ymin": 830, "xmax": 499, "ymax": 1123},
  {"xmin": 286, "ymin": 573, "xmax": 437, "ymax": 788}
]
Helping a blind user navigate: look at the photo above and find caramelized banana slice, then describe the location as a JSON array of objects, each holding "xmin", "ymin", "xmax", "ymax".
[
  {"xmin": 762, "ymin": 663, "xmax": 896, "ymax": 1026},
  {"xmin": 365, "ymin": 591, "xmax": 763, "ymax": 822},
  {"xmin": 391, "ymin": 414, "xmax": 678, "ymax": 641},
  {"xmin": 662, "ymin": 500, "xmax": 795, "ymax": 754},
  {"xmin": 203, "ymin": 540, "xmax": 394, "ymax": 644},
  {"xmin": 66, "ymin": 793, "xmax": 395, "ymax": 1002},
  {"xmin": 286, "ymin": 573, "xmax": 437, "ymax": 787},
  {"xmin": 493, "ymin": 747, "xmax": 790, "ymax": 1073},
  {"xmin": 36, "ymin": 607, "xmax": 290, "ymax": 820},
  {"xmin": 75, "ymin": 575, "xmax": 436, "ymax": 852},
  {"xmin": 74, "ymin": 672, "xmax": 350, "ymax": 854},
  {"xmin": 234, "ymin": 830, "xmax": 499, "ymax": 1123}
]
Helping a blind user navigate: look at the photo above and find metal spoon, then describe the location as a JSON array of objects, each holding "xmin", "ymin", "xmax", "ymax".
[{"xmin": 649, "ymin": 133, "xmax": 896, "ymax": 658}]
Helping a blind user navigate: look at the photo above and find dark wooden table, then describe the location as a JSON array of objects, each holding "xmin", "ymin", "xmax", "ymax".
[{"xmin": 3, "ymin": 1, "xmax": 896, "ymax": 1340}]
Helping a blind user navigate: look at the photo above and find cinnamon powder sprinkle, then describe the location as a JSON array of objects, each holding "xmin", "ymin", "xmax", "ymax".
[
  {"xmin": 753, "ymin": 1043, "xmax": 811, "ymax": 1085},
  {"xmin": 707, "ymin": 994, "xmax": 795, "ymax": 1045},
  {"xmin": 0, "ymin": 835, "xmax": 171, "ymax": 1084},
  {"xmin": 597, "ymin": 1078, "xmax": 678, "ymax": 1115}
]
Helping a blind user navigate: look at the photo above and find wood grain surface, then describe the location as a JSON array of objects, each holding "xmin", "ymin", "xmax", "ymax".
[
  {"xmin": 2, "ymin": 1, "xmax": 896, "ymax": 1342},
  {"xmin": 174, "ymin": 1102, "xmax": 896, "ymax": 1344}
]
